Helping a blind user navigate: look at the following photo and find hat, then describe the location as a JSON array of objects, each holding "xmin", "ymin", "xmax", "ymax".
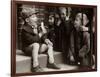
[{"xmin": 21, "ymin": 5, "xmax": 39, "ymax": 19}]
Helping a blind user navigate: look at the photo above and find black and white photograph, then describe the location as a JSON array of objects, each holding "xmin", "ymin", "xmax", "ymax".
[{"xmin": 11, "ymin": 1, "xmax": 97, "ymax": 76}]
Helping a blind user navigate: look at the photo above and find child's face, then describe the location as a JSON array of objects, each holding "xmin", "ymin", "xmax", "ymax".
[
  {"xmin": 74, "ymin": 13, "xmax": 82, "ymax": 31},
  {"xmin": 26, "ymin": 14, "xmax": 38, "ymax": 26},
  {"xmin": 60, "ymin": 8, "xmax": 67, "ymax": 20},
  {"xmin": 60, "ymin": 11, "xmax": 66, "ymax": 19},
  {"xmin": 48, "ymin": 15, "xmax": 54, "ymax": 25},
  {"xmin": 55, "ymin": 14, "xmax": 60, "ymax": 19},
  {"xmin": 82, "ymin": 14, "xmax": 89, "ymax": 26}
]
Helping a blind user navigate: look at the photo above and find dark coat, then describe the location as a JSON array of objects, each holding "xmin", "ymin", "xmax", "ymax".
[
  {"xmin": 21, "ymin": 24, "xmax": 55, "ymax": 49},
  {"xmin": 48, "ymin": 25, "xmax": 56, "ymax": 43},
  {"xmin": 21, "ymin": 24, "xmax": 40, "ymax": 49}
]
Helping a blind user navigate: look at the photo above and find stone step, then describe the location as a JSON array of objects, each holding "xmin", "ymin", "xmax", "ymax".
[{"xmin": 16, "ymin": 50, "xmax": 64, "ymax": 73}]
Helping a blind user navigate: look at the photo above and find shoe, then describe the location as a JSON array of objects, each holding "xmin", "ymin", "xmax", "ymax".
[
  {"xmin": 31, "ymin": 65, "xmax": 44, "ymax": 72},
  {"xmin": 47, "ymin": 63, "xmax": 60, "ymax": 69}
]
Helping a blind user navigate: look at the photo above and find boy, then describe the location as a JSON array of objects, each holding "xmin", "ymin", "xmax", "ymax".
[
  {"xmin": 21, "ymin": 5, "xmax": 60, "ymax": 72},
  {"xmin": 70, "ymin": 12, "xmax": 91, "ymax": 68}
]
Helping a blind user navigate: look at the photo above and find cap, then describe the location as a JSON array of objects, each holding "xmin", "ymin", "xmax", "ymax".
[{"xmin": 21, "ymin": 5, "xmax": 39, "ymax": 19}]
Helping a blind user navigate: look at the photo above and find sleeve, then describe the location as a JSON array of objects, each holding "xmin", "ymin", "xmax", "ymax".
[
  {"xmin": 22, "ymin": 29, "xmax": 40, "ymax": 45},
  {"xmin": 41, "ymin": 33, "xmax": 48, "ymax": 42}
]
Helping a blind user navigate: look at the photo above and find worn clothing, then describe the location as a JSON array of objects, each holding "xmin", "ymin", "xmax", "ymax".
[
  {"xmin": 54, "ymin": 19, "xmax": 74, "ymax": 63},
  {"xmin": 21, "ymin": 24, "xmax": 55, "ymax": 55},
  {"xmin": 21, "ymin": 24, "xmax": 48, "ymax": 54},
  {"xmin": 70, "ymin": 28, "xmax": 91, "ymax": 66},
  {"xmin": 48, "ymin": 25, "xmax": 56, "ymax": 43},
  {"xmin": 21, "ymin": 25, "xmax": 40, "ymax": 47},
  {"xmin": 54, "ymin": 19, "xmax": 73, "ymax": 51}
]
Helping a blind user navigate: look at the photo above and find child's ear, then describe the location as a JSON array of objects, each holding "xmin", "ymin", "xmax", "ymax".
[{"xmin": 25, "ymin": 18, "xmax": 29, "ymax": 22}]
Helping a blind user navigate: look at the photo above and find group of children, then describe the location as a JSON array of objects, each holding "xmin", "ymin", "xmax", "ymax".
[{"xmin": 20, "ymin": 5, "xmax": 93, "ymax": 72}]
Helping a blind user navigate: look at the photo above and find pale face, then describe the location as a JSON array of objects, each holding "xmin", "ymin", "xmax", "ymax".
[
  {"xmin": 74, "ymin": 16, "xmax": 82, "ymax": 31},
  {"xmin": 26, "ymin": 14, "xmax": 38, "ymax": 26},
  {"xmin": 82, "ymin": 14, "xmax": 89, "ymax": 26},
  {"xmin": 48, "ymin": 15, "xmax": 54, "ymax": 25},
  {"xmin": 60, "ymin": 12, "xmax": 66, "ymax": 19},
  {"xmin": 59, "ymin": 8, "xmax": 67, "ymax": 20}
]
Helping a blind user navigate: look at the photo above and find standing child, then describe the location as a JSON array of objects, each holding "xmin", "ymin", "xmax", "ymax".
[{"xmin": 70, "ymin": 12, "xmax": 91, "ymax": 68}]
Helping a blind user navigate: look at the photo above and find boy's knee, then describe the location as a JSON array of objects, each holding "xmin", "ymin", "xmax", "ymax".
[{"xmin": 31, "ymin": 43, "xmax": 40, "ymax": 48}]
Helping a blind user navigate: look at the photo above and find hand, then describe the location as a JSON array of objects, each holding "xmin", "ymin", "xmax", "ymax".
[
  {"xmin": 33, "ymin": 28, "xmax": 38, "ymax": 34},
  {"xmin": 57, "ymin": 20, "xmax": 61, "ymax": 26},
  {"xmin": 40, "ymin": 22, "xmax": 47, "ymax": 34},
  {"xmin": 79, "ymin": 26, "xmax": 88, "ymax": 31},
  {"xmin": 45, "ymin": 39, "xmax": 53, "ymax": 46}
]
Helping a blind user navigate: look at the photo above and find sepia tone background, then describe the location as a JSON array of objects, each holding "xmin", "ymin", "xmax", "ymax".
[
  {"xmin": 0, "ymin": 0, "xmax": 100, "ymax": 77},
  {"xmin": 15, "ymin": 3, "xmax": 96, "ymax": 74}
]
